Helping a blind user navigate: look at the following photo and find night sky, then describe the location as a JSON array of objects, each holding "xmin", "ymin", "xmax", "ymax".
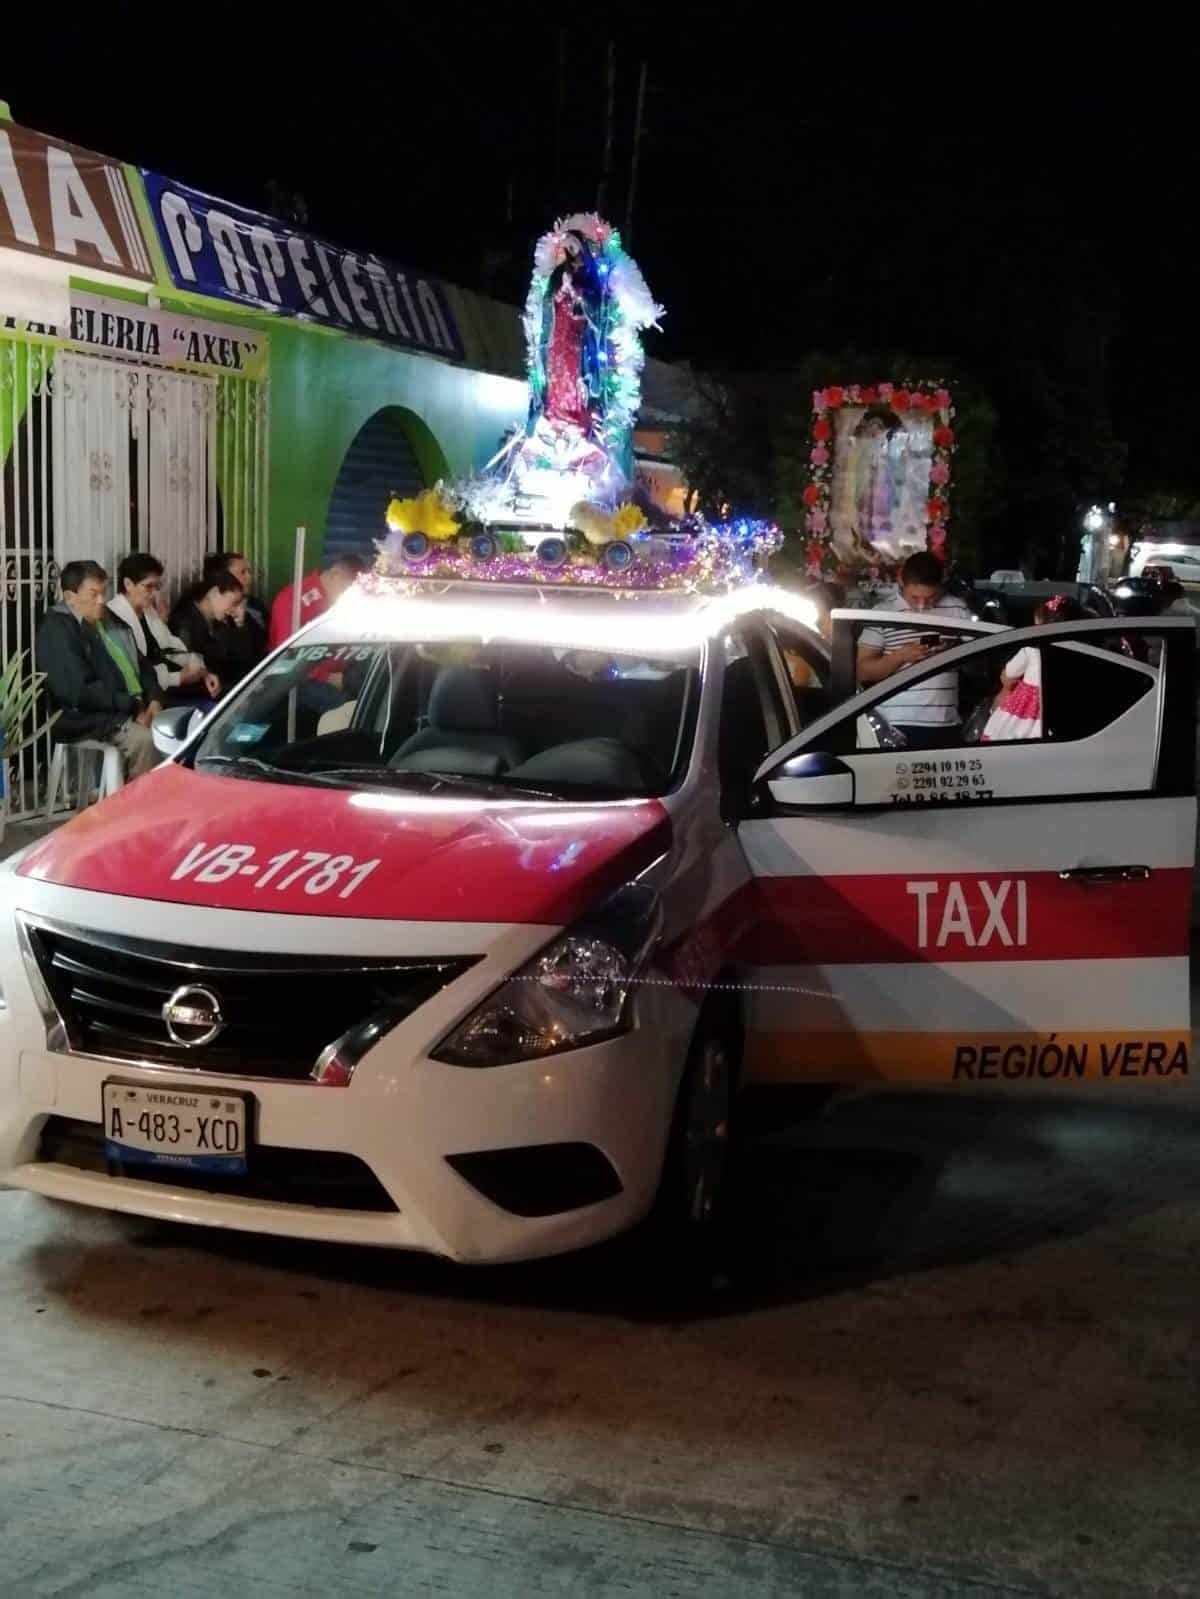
[{"xmin": 7, "ymin": 3, "xmax": 1197, "ymax": 542}]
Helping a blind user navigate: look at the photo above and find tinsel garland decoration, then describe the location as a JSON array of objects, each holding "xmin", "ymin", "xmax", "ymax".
[{"xmin": 375, "ymin": 518, "xmax": 782, "ymax": 593}]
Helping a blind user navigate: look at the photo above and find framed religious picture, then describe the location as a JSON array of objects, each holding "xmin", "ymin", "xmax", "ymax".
[{"xmin": 803, "ymin": 383, "xmax": 955, "ymax": 573}]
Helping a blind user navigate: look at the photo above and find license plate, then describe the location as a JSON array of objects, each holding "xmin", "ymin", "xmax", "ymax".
[{"xmin": 102, "ymin": 1082, "xmax": 248, "ymax": 1175}]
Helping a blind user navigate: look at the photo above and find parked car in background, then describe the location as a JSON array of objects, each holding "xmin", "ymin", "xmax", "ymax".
[
  {"xmin": 1110, "ymin": 575, "xmax": 1170, "ymax": 618},
  {"xmin": 962, "ymin": 577, "xmax": 1117, "ymax": 628},
  {"xmin": 1129, "ymin": 543, "xmax": 1200, "ymax": 585}
]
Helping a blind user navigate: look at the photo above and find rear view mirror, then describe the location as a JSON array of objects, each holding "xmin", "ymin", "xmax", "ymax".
[
  {"xmin": 151, "ymin": 705, "xmax": 203, "ymax": 759},
  {"xmin": 766, "ymin": 752, "xmax": 855, "ymax": 808}
]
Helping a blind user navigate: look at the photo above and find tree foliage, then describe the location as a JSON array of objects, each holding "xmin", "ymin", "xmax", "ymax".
[{"xmin": 668, "ymin": 375, "xmax": 775, "ymax": 521}]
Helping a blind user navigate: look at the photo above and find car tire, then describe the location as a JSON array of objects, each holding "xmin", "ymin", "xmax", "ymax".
[{"xmin": 647, "ymin": 999, "xmax": 741, "ymax": 1265}]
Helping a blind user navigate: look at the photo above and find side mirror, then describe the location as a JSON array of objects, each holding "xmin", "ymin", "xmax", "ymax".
[
  {"xmin": 766, "ymin": 752, "xmax": 855, "ymax": 809},
  {"xmin": 151, "ymin": 704, "xmax": 203, "ymax": 758}
]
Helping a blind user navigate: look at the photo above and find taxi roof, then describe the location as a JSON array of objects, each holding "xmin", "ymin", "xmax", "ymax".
[{"xmin": 308, "ymin": 577, "xmax": 822, "ymax": 658}]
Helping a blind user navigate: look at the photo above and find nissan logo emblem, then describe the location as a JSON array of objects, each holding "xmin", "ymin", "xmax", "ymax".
[{"xmin": 162, "ymin": 984, "xmax": 225, "ymax": 1048}]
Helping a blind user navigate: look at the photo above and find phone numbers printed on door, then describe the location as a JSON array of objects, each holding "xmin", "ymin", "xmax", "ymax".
[
  {"xmin": 171, "ymin": 841, "xmax": 380, "ymax": 898},
  {"xmin": 890, "ymin": 757, "xmax": 992, "ymax": 806}
]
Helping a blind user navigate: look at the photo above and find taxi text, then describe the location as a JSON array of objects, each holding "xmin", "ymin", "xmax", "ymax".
[{"xmin": 907, "ymin": 878, "xmax": 1027, "ymax": 949}]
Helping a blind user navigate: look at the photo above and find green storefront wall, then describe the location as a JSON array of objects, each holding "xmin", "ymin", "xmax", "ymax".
[
  {"xmin": 0, "ymin": 296, "xmax": 527, "ymax": 604},
  {"xmin": 8, "ymin": 274, "xmax": 527, "ymax": 598},
  {"xmin": 146, "ymin": 287, "xmax": 527, "ymax": 597},
  {"xmin": 231, "ymin": 306, "xmax": 525, "ymax": 595}
]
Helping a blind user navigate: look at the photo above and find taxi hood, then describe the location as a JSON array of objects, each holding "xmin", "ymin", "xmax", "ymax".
[{"xmin": 16, "ymin": 764, "xmax": 672, "ymax": 924}]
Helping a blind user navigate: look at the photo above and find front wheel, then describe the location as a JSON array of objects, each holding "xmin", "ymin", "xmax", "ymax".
[
  {"xmin": 648, "ymin": 1007, "xmax": 740, "ymax": 1259},
  {"xmin": 680, "ymin": 1028, "xmax": 735, "ymax": 1228}
]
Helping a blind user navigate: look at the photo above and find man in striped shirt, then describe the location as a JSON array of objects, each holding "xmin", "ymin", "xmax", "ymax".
[{"xmin": 857, "ymin": 552, "xmax": 972, "ymax": 748}]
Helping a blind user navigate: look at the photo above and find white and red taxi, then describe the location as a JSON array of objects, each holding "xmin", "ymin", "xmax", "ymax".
[{"xmin": 0, "ymin": 581, "xmax": 1193, "ymax": 1263}]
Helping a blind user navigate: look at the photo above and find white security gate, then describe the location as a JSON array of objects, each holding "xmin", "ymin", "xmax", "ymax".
[
  {"xmin": 2, "ymin": 327, "xmax": 268, "ymax": 820},
  {"xmin": 52, "ymin": 352, "xmax": 216, "ymax": 591},
  {"xmin": 1, "ymin": 332, "xmax": 55, "ymax": 823}
]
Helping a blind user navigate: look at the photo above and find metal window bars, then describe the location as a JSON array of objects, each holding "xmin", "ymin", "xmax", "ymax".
[{"xmin": 0, "ymin": 325, "xmax": 269, "ymax": 820}]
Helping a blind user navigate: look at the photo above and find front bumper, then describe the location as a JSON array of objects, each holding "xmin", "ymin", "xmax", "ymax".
[
  {"xmin": 0, "ymin": 885, "xmax": 688, "ymax": 1263},
  {"xmin": 5, "ymin": 1037, "xmax": 667, "ymax": 1261}
]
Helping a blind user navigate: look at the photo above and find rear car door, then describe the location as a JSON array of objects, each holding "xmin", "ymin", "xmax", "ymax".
[{"xmin": 736, "ymin": 616, "xmax": 1195, "ymax": 1089}]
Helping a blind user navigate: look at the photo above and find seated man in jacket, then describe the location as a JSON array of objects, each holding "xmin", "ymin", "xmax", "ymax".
[
  {"xmin": 36, "ymin": 560, "xmax": 162, "ymax": 779},
  {"xmin": 107, "ymin": 552, "xmax": 219, "ymax": 704}
]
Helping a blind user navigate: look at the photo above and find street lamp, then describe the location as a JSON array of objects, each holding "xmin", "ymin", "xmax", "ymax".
[{"xmin": 1078, "ymin": 505, "xmax": 1111, "ymax": 584}]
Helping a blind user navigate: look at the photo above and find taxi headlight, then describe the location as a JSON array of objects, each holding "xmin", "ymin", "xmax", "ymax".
[{"xmin": 432, "ymin": 883, "xmax": 660, "ymax": 1069}]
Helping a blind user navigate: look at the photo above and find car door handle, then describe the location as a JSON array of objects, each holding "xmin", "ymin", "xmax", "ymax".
[{"xmin": 1058, "ymin": 865, "xmax": 1151, "ymax": 884}]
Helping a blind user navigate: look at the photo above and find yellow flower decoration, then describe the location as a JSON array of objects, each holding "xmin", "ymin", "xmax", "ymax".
[
  {"xmin": 569, "ymin": 500, "xmax": 649, "ymax": 547},
  {"xmin": 613, "ymin": 502, "xmax": 648, "ymax": 538},
  {"xmin": 385, "ymin": 489, "xmax": 461, "ymax": 541},
  {"xmin": 385, "ymin": 496, "xmax": 407, "ymax": 531}
]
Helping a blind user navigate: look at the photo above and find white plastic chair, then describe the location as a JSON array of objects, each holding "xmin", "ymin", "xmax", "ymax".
[{"xmin": 45, "ymin": 739, "xmax": 124, "ymax": 817}]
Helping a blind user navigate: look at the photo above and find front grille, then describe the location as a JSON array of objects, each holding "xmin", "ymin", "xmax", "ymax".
[
  {"xmin": 25, "ymin": 922, "xmax": 475, "ymax": 1081},
  {"xmin": 39, "ymin": 1116, "xmax": 399, "ymax": 1212}
]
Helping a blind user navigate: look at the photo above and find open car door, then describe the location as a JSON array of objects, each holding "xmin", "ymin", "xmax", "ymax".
[{"xmin": 737, "ymin": 615, "xmax": 1196, "ymax": 1089}]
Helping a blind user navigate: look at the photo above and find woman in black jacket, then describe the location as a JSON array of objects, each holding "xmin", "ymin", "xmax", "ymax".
[
  {"xmin": 169, "ymin": 571, "xmax": 244, "ymax": 698},
  {"xmin": 202, "ymin": 551, "xmax": 269, "ymax": 687}
]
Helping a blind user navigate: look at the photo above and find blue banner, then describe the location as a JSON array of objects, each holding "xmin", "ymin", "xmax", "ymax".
[{"xmin": 140, "ymin": 170, "xmax": 463, "ymax": 362}]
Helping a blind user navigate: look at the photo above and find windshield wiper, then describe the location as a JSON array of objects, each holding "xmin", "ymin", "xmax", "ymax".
[
  {"xmin": 294, "ymin": 764, "xmax": 559, "ymax": 802},
  {"xmin": 194, "ymin": 754, "xmax": 289, "ymax": 782},
  {"xmin": 418, "ymin": 769, "xmax": 560, "ymax": 802}
]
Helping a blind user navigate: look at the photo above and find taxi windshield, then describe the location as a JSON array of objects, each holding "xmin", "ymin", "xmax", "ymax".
[{"xmin": 190, "ymin": 638, "xmax": 701, "ymax": 800}]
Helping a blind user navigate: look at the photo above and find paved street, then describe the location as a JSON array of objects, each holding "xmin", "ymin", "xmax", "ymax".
[{"xmin": 1, "ymin": 1071, "xmax": 1197, "ymax": 1597}]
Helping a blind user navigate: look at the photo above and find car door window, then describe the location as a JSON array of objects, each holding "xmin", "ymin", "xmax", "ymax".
[
  {"xmin": 765, "ymin": 619, "xmax": 830, "ymax": 731},
  {"xmin": 755, "ymin": 619, "xmax": 1192, "ymax": 807},
  {"xmin": 718, "ymin": 629, "xmax": 789, "ymax": 816},
  {"xmin": 859, "ymin": 635, "xmax": 1155, "ymax": 752}
]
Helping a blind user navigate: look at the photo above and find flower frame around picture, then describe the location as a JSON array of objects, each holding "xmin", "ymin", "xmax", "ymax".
[{"xmin": 803, "ymin": 382, "xmax": 956, "ymax": 576}]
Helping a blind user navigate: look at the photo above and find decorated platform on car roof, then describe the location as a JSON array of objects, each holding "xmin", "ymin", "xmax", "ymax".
[{"xmin": 374, "ymin": 213, "xmax": 780, "ymax": 594}]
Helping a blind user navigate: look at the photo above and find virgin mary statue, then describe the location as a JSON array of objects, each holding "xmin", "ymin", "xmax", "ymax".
[
  {"xmin": 520, "ymin": 214, "xmax": 661, "ymax": 488},
  {"xmin": 536, "ymin": 229, "xmax": 605, "ymax": 436},
  {"xmin": 464, "ymin": 214, "xmax": 660, "ymax": 524}
]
